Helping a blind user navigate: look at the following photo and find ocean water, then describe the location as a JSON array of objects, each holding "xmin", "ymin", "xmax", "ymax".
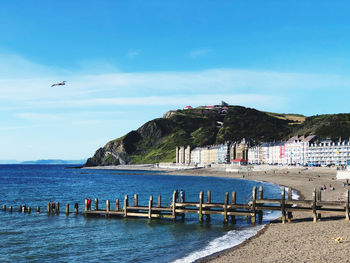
[{"xmin": 0, "ymin": 165, "xmax": 283, "ymax": 263}]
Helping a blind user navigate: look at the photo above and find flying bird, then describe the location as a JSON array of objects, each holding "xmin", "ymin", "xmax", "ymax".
[{"xmin": 51, "ymin": 81, "xmax": 67, "ymax": 87}]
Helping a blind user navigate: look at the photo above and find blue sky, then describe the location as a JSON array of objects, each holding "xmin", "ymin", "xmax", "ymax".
[{"xmin": 1, "ymin": 0, "xmax": 350, "ymax": 161}]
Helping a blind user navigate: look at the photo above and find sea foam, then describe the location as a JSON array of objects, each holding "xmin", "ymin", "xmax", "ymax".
[{"xmin": 172, "ymin": 188, "xmax": 299, "ymax": 263}]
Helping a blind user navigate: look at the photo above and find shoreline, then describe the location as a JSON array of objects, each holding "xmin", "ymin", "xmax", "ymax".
[{"xmin": 85, "ymin": 165, "xmax": 350, "ymax": 262}]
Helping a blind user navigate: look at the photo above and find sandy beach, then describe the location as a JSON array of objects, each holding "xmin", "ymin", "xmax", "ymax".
[
  {"xmin": 169, "ymin": 167, "xmax": 350, "ymax": 263},
  {"xmin": 85, "ymin": 165, "xmax": 350, "ymax": 262}
]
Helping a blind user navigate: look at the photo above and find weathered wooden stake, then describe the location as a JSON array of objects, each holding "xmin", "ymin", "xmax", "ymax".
[
  {"xmin": 312, "ymin": 188, "xmax": 317, "ymax": 223},
  {"xmin": 172, "ymin": 190, "xmax": 177, "ymax": 220},
  {"xmin": 251, "ymin": 186, "xmax": 257, "ymax": 226},
  {"xmin": 47, "ymin": 203, "xmax": 50, "ymax": 213},
  {"xmin": 287, "ymin": 187, "xmax": 293, "ymax": 222},
  {"xmin": 84, "ymin": 199, "xmax": 88, "ymax": 212},
  {"xmin": 106, "ymin": 200, "xmax": 110, "ymax": 215},
  {"xmin": 65, "ymin": 204, "xmax": 69, "ymax": 215},
  {"xmin": 36, "ymin": 206, "xmax": 40, "ymax": 213},
  {"xmin": 2, "ymin": 204, "xmax": 6, "ymax": 211},
  {"xmin": 74, "ymin": 203, "xmax": 78, "ymax": 214},
  {"xmin": 207, "ymin": 190, "xmax": 211, "ymax": 203},
  {"xmin": 206, "ymin": 190, "xmax": 211, "ymax": 221},
  {"xmin": 199, "ymin": 191, "xmax": 204, "ymax": 222},
  {"xmin": 158, "ymin": 195, "xmax": 161, "ymax": 208},
  {"xmin": 224, "ymin": 192, "xmax": 229, "ymax": 224},
  {"xmin": 56, "ymin": 202, "xmax": 60, "ymax": 214},
  {"xmin": 258, "ymin": 186, "xmax": 263, "ymax": 224},
  {"xmin": 9, "ymin": 206, "xmax": 12, "ymax": 212},
  {"xmin": 27, "ymin": 207, "xmax": 31, "ymax": 213},
  {"xmin": 148, "ymin": 195, "xmax": 153, "ymax": 219},
  {"xmin": 346, "ymin": 189, "xmax": 349, "ymax": 221},
  {"xmin": 115, "ymin": 199, "xmax": 119, "ymax": 211},
  {"xmin": 124, "ymin": 195, "xmax": 128, "ymax": 217},
  {"xmin": 231, "ymin": 191, "xmax": 236, "ymax": 224},
  {"xmin": 134, "ymin": 194, "xmax": 138, "ymax": 207},
  {"xmin": 281, "ymin": 187, "xmax": 286, "ymax": 224},
  {"xmin": 18, "ymin": 205, "xmax": 22, "ymax": 212},
  {"xmin": 95, "ymin": 198, "xmax": 98, "ymax": 210},
  {"xmin": 316, "ymin": 189, "xmax": 321, "ymax": 220}
]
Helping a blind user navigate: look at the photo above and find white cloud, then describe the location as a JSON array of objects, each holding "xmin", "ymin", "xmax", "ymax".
[
  {"xmin": 15, "ymin": 113, "xmax": 61, "ymax": 121},
  {"xmin": 2, "ymin": 53, "xmax": 350, "ymax": 114},
  {"xmin": 189, "ymin": 48, "xmax": 212, "ymax": 58},
  {"xmin": 126, "ymin": 49, "xmax": 141, "ymax": 59}
]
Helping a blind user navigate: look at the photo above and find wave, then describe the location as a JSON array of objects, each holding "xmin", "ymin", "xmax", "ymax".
[
  {"xmin": 172, "ymin": 189, "xmax": 299, "ymax": 263},
  {"xmin": 172, "ymin": 225, "xmax": 265, "ymax": 263}
]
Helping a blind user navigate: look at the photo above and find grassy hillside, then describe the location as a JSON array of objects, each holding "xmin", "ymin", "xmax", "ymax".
[
  {"xmin": 86, "ymin": 106, "xmax": 350, "ymax": 166},
  {"xmin": 291, "ymin": 114, "xmax": 350, "ymax": 139}
]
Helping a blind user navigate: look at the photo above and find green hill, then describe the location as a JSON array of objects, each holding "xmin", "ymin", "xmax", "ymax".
[{"xmin": 85, "ymin": 106, "xmax": 350, "ymax": 166}]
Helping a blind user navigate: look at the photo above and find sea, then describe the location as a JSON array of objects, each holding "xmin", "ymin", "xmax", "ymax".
[{"xmin": 0, "ymin": 165, "xmax": 285, "ymax": 263}]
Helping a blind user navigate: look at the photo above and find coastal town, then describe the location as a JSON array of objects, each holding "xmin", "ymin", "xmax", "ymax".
[{"xmin": 176, "ymin": 135, "xmax": 350, "ymax": 167}]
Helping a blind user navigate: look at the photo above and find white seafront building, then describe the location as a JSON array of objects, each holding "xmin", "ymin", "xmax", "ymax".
[
  {"xmin": 307, "ymin": 139, "xmax": 350, "ymax": 166},
  {"xmin": 176, "ymin": 136, "xmax": 350, "ymax": 167}
]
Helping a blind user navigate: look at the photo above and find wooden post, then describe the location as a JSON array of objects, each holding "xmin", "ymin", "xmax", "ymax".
[
  {"xmin": 134, "ymin": 194, "xmax": 138, "ymax": 207},
  {"xmin": 65, "ymin": 204, "xmax": 69, "ymax": 215},
  {"xmin": 206, "ymin": 190, "xmax": 211, "ymax": 221},
  {"xmin": 172, "ymin": 190, "xmax": 177, "ymax": 220},
  {"xmin": 158, "ymin": 195, "xmax": 161, "ymax": 208},
  {"xmin": 287, "ymin": 187, "xmax": 293, "ymax": 222},
  {"xmin": 231, "ymin": 191, "xmax": 236, "ymax": 224},
  {"xmin": 223, "ymin": 192, "xmax": 229, "ymax": 224},
  {"xmin": 312, "ymin": 188, "xmax": 317, "ymax": 223},
  {"xmin": 199, "ymin": 191, "xmax": 204, "ymax": 222},
  {"xmin": 148, "ymin": 195, "xmax": 153, "ymax": 219},
  {"xmin": 56, "ymin": 202, "xmax": 60, "ymax": 214},
  {"xmin": 258, "ymin": 186, "xmax": 263, "ymax": 224},
  {"xmin": 346, "ymin": 189, "xmax": 349, "ymax": 221},
  {"xmin": 18, "ymin": 205, "xmax": 22, "ymax": 212},
  {"xmin": 94, "ymin": 198, "xmax": 98, "ymax": 210},
  {"xmin": 74, "ymin": 203, "xmax": 78, "ymax": 214},
  {"xmin": 36, "ymin": 206, "xmax": 40, "ymax": 213},
  {"xmin": 9, "ymin": 206, "xmax": 12, "ymax": 212},
  {"xmin": 47, "ymin": 203, "xmax": 50, "ymax": 214},
  {"xmin": 207, "ymin": 190, "xmax": 211, "ymax": 203},
  {"xmin": 106, "ymin": 200, "xmax": 110, "ymax": 213},
  {"xmin": 116, "ymin": 199, "xmax": 119, "ymax": 211},
  {"xmin": 84, "ymin": 199, "xmax": 88, "ymax": 212},
  {"xmin": 251, "ymin": 186, "xmax": 257, "ymax": 226},
  {"xmin": 27, "ymin": 207, "xmax": 31, "ymax": 213},
  {"xmin": 2, "ymin": 205, "xmax": 6, "ymax": 211},
  {"xmin": 124, "ymin": 195, "xmax": 128, "ymax": 217},
  {"xmin": 316, "ymin": 189, "xmax": 321, "ymax": 220},
  {"xmin": 281, "ymin": 187, "xmax": 286, "ymax": 224}
]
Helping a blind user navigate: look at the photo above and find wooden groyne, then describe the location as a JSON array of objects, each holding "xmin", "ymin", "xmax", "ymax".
[
  {"xmin": 2, "ymin": 187, "xmax": 350, "ymax": 225},
  {"xmin": 83, "ymin": 186, "xmax": 350, "ymax": 225}
]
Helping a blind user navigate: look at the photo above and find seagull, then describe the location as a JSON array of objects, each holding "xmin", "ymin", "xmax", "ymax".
[{"xmin": 51, "ymin": 81, "xmax": 66, "ymax": 87}]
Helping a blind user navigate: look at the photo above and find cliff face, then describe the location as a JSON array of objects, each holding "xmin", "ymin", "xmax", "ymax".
[
  {"xmin": 85, "ymin": 106, "xmax": 350, "ymax": 167},
  {"xmin": 85, "ymin": 108, "xmax": 222, "ymax": 166}
]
